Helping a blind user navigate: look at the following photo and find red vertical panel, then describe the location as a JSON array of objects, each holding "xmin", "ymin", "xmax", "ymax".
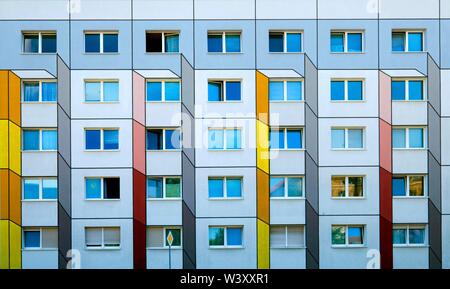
[
  {"xmin": 133, "ymin": 121, "xmax": 146, "ymax": 174},
  {"xmin": 133, "ymin": 169, "xmax": 146, "ymax": 269}
]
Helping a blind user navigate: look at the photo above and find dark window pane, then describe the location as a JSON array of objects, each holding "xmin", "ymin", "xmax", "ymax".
[
  {"xmin": 269, "ymin": 32, "xmax": 284, "ymax": 52},
  {"xmin": 104, "ymin": 178, "xmax": 120, "ymax": 199},
  {"xmin": 208, "ymin": 34, "xmax": 223, "ymax": 52},
  {"xmin": 103, "ymin": 34, "xmax": 118, "ymax": 53},
  {"xmin": 392, "ymin": 177, "xmax": 406, "ymax": 196},
  {"xmin": 286, "ymin": 129, "xmax": 302, "ymax": 149},
  {"xmin": 331, "ymin": 32, "xmax": 344, "ymax": 52},
  {"xmin": 208, "ymin": 81, "xmax": 223, "ymax": 101},
  {"xmin": 348, "ymin": 177, "xmax": 363, "ymax": 197},
  {"xmin": 23, "ymin": 34, "xmax": 38, "ymax": 53},
  {"xmin": 23, "ymin": 130, "xmax": 40, "ymax": 150},
  {"xmin": 392, "ymin": 32, "xmax": 405, "ymax": 52},
  {"xmin": 165, "ymin": 129, "xmax": 181, "ymax": 150},
  {"xmin": 165, "ymin": 33, "xmax": 179, "ymax": 52},
  {"xmin": 225, "ymin": 81, "xmax": 241, "ymax": 101},
  {"xmin": 42, "ymin": 34, "xmax": 56, "ymax": 53},
  {"xmin": 85, "ymin": 130, "xmax": 101, "ymax": 150},
  {"xmin": 85, "ymin": 34, "xmax": 100, "ymax": 53},
  {"xmin": 147, "ymin": 129, "xmax": 163, "ymax": 150},
  {"xmin": 209, "ymin": 227, "xmax": 224, "ymax": 246},
  {"xmin": 42, "ymin": 82, "xmax": 57, "ymax": 102},
  {"xmin": 147, "ymin": 178, "xmax": 163, "ymax": 198},
  {"xmin": 146, "ymin": 33, "xmax": 162, "ymax": 52},
  {"xmin": 392, "ymin": 81, "xmax": 406, "ymax": 100},
  {"xmin": 103, "ymin": 130, "xmax": 119, "ymax": 150},
  {"xmin": 23, "ymin": 82, "xmax": 39, "ymax": 102}
]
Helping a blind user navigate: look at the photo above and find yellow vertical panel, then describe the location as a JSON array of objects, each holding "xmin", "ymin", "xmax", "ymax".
[
  {"xmin": 9, "ymin": 222, "xmax": 21, "ymax": 269},
  {"xmin": 8, "ymin": 72, "xmax": 21, "ymax": 126},
  {"xmin": 9, "ymin": 122, "xmax": 21, "ymax": 175},
  {"xmin": 0, "ymin": 220, "xmax": 9, "ymax": 269},
  {"xmin": 0, "ymin": 71, "xmax": 8, "ymax": 119},
  {"xmin": 0, "ymin": 120, "xmax": 8, "ymax": 169},
  {"xmin": 256, "ymin": 120, "xmax": 269, "ymax": 174},
  {"xmin": 257, "ymin": 220, "xmax": 270, "ymax": 269}
]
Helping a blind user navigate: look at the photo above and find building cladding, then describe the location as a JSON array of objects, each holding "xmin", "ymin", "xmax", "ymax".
[{"xmin": 1, "ymin": 0, "xmax": 450, "ymax": 269}]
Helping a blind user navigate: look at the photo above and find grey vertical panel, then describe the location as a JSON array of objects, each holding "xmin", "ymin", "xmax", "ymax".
[
  {"xmin": 305, "ymin": 154, "xmax": 319, "ymax": 213},
  {"xmin": 305, "ymin": 107, "xmax": 318, "ymax": 165},
  {"xmin": 58, "ymin": 156, "xmax": 71, "ymax": 216},
  {"xmin": 429, "ymin": 202, "xmax": 442, "ymax": 269},
  {"xmin": 57, "ymin": 106, "xmax": 71, "ymax": 165},
  {"xmin": 182, "ymin": 202, "xmax": 196, "ymax": 269},
  {"xmin": 57, "ymin": 56, "xmax": 71, "ymax": 118},
  {"xmin": 428, "ymin": 109, "xmax": 441, "ymax": 173},
  {"xmin": 428, "ymin": 55, "xmax": 441, "ymax": 115},
  {"xmin": 181, "ymin": 55, "xmax": 195, "ymax": 115},
  {"xmin": 305, "ymin": 202, "xmax": 319, "ymax": 269},
  {"xmin": 304, "ymin": 55, "xmax": 318, "ymax": 115},
  {"xmin": 58, "ymin": 203, "xmax": 71, "ymax": 268},
  {"xmin": 182, "ymin": 154, "xmax": 195, "ymax": 214}
]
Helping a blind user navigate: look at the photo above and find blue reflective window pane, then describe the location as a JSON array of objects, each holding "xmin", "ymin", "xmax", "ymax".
[
  {"xmin": 347, "ymin": 33, "xmax": 362, "ymax": 52},
  {"xmin": 287, "ymin": 178, "xmax": 302, "ymax": 197},
  {"xmin": 23, "ymin": 82, "xmax": 39, "ymax": 102},
  {"xmin": 23, "ymin": 180, "xmax": 40, "ymax": 199},
  {"xmin": 226, "ymin": 228, "xmax": 242, "ymax": 246},
  {"xmin": 147, "ymin": 130, "xmax": 163, "ymax": 150},
  {"xmin": 103, "ymin": 82, "xmax": 119, "ymax": 102},
  {"xmin": 392, "ymin": 177, "xmax": 406, "ymax": 196},
  {"xmin": 331, "ymin": 129, "xmax": 345, "ymax": 149},
  {"xmin": 165, "ymin": 34, "xmax": 179, "ymax": 53},
  {"xmin": 331, "ymin": 81, "xmax": 345, "ymax": 101},
  {"xmin": 226, "ymin": 179, "xmax": 242, "ymax": 197},
  {"xmin": 392, "ymin": 32, "xmax": 405, "ymax": 52},
  {"xmin": 208, "ymin": 130, "xmax": 224, "ymax": 149},
  {"xmin": 409, "ymin": 228, "xmax": 425, "ymax": 244},
  {"xmin": 392, "ymin": 129, "xmax": 406, "ymax": 148},
  {"xmin": 23, "ymin": 34, "xmax": 38, "ymax": 53},
  {"xmin": 270, "ymin": 130, "xmax": 285, "ymax": 149},
  {"xmin": 103, "ymin": 130, "xmax": 119, "ymax": 150},
  {"xmin": 208, "ymin": 82, "xmax": 222, "ymax": 101},
  {"xmin": 391, "ymin": 81, "xmax": 406, "ymax": 100},
  {"xmin": 226, "ymin": 81, "xmax": 241, "ymax": 101},
  {"xmin": 42, "ymin": 82, "xmax": 57, "ymax": 102},
  {"xmin": 208, "ymin": 34, "xmax": 223, "ymax": 52},
  {"xmin": 103, "ymin": 34, "xmax": 118, "ymax": 53},
  {"xmin": 408, "ymin": 32, "xmax": 423, "ymax": 52},
  {"xmin": 85, "ymin": 130, "xmax": 101, "ymax": 150},
  {"xmin": 208, "ymin": 179, "xmax": 224, "ymax": 198},
  {"xmin": 147, "ymin": 178, "xmax": 163, "ymax": 198},
  {"xmin": 85, "ymin": 82, "xmax": 101, "ymax": 102},
  {"xmin": 286, "ymin": 130, "xmax": 302, "ymax": 149},
  {"xmin": 287, "ymin": 81, "xmax": 302, "ymax": 101},
  {"xmin": 348, "ymin": 227, "xmax": 363, "ymax": 244},
  {"xmin": 147, "ymin": 82, "xmax": 162, "ymax": 101},
  {"xmin": 286, "ymin": 33, "xmax": 301, "ymax": 52},
  {"xmin": 42, "ymin": 179, "xmax": 57, "ymax": 199},
  {"xmin": 270, "ymin": 177, "xmax": 285, "ymax": 197},
  {"xmin": 23, "ymin": 130, "xmax": 40, "ymax": 151},
  {"xmin": 42, "ymin": 130, "xmax": 57, "ymax": 150},
  {"xmin": 85, "ymin": 34, "xmax": 100, "ymax": 53},
  {"xmin": 209, "ymin": 227, "xmax": 224, "ymax": 246},
  {"xmin": 348, "ymin": 81, "xmax": 363, "ymax": 101},
  {"xmin": 269, "ymin": 32, "xmax": 284, "ymax": 52},
  {"xmin": 24, "ymin": 231, "xmax": 40, "ymax": 248},
  {"xmin": 165, "ymin": 82, "xmax": 180, "ymax": 101},
  {"xmin": 86, "ymin": 178, "xmax": 101, "ymax": 199},
  {"xmin": 393, "ymin": 229, "xmax": 406, "ymax": 244},
  {"xmin": 269, "ymin": 81, "xmax": 284, "ymax": 101},
  {"xmin": 225, "ymin": 34, "xmax": 240, "ymax": 52},
  {"xmin": 408, "ymin": 80, "xmax": 423, "ymax": 100},
  {"xmin": 226, "ymin": 129, "xmax": 241, "ymax": 149},
  {"xmin": 348, "ymin": 129, "xmax": 363, "ymax": 148},
  {"xmin": 409, "ymin": 128, "xmax": 423, "ymax": 148},
  {"xmin": 331, "ymin": 33, "xmax": 344, "ymax": 52},
  {"xmin": 165, "ymin": 129, "xmax": 180, "ymax": 150},
  {"xmin": 41, "ymin": 34, "xmax": 57, "ymax": 53}
]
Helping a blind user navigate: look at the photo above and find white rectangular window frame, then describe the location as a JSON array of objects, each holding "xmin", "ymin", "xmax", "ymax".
[
  {"xmin": 393, "ymin": 224, "xmax": 427, "ymax": 247},
  {"xmin": 208, "ymin": 31, "xmax": 242, "ymax": 53},
  {"xmin": 146, "ymin": 226, "xmax": 183, "ymax": 249},
  {"xmin": 147, "ymin": 176, "xmax": 182, "ymax": 199},
  {"xmin": 21, "ymin": 80, "xmax": 57, "ymax": 103},
  {"xmin": 330, "ymin": 78, "xmax": 365, "ymax": 102},
  {"xmin": 207, "ymin": 79, "xmax": 242, "ymax": 102},
  {"xmin": 391, "ymin": 78, "xmax": 427, "ymax": 101},
  {"xmin": 146, "ymin": 128, "xmax": 182, "ymax": 151},
  {"xmin": 84, "ymin": 177, "xmax": 120, "ymax": 201},
  {"xmin": 331, "ymin": 127, "xmax": 365, "ymax": 150},
  {"xmin": 270, "ymin": 176, "xmax": 305, "ymax": 199},
  {"xmin": 208, "ymin": 128, "xmax": 242, "ymax": 151},
  {"xmin": 22, "ymin": 227, "xmax": 58, "ymax": 250},
  {"xmin": 146, "ymin": 79, "xmax": 181, "ymax": 102},
  {"xmin": 269, "ymin": 30, "xmax": 303, "ymax": 53},
  {"xmin": 208, "ymin": 176, "xmax": 243, "ymax": 200},
  {"xmin": 330, "ymin": 30, "xmax": 364, "ymax": 53},
  {"xmin": 270, "ymin": 127, "xmax": 304, "ymax": 150},
  {"xmin": 22, "ymin": 31, "xmax": 57, "ymax": 54},
  {"xmin": 85, "ymin": 227, "xmax": 121, "ymax": 250},
  {"xmin": 331, "ymin": 175, "xmax": 365, "ymax": 199},
  {"xmin": 393, "ymin": 175, "xmax": 427, "ymax": 198},
  {"xmin": 146, "ymin": 31, "xmax": 180, "ymax": 53},
  {"xmin": 22, "ymin": 128, "xmax": 57, "ymax": 152},
  {"xmin": 270, "ymin": 225, "xmax": 305, "ymax": 249},
  {"xmin": 84, "ymin": 79, "xmax": 119, "ymax": 103},
  {"xmin": 331, "ymin": 225, "xmax": 365, "ymax": 247},
  {"xmin": 84, "ymin": 31, "xmax": 119, "ymax": 54},
  {"xmin": 392, "ymin": 30, "xmax": 425, "ymax": 52},
  {"xmin": 22, "ymin": 177, "xmax": 58, "ymax": 201},
  {"xmin": 208, "ymin": 226, "xmax": 244, "ymax": 248},
  {"xmin": 392, "ymin": 126, "xmax": 427, "ymax": 149},
  {"xmin": 84, "ymin": 128, "xmax": 120, "ymax": 151},
  {"xmin": 269, "ymin": 78, "xmax": 304, "ymax": 102}
]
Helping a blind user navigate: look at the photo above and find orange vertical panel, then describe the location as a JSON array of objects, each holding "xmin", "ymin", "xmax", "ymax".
[
  {"xmin": 8, "ymin": 172, "xmax": 21, "ymax": 225},
  {"xmin": 0, "ymin": 170, "xmax": 9, "ymax": 219},
  {"xmin": 256, "ymin": 71, "xmax": 269, "ymax": 125},
  {"xmin": 8, "ymin": 72, "xmax": 20, "ymax": 126},
  {"xmin": 0, "ymin": 71, "xmax": 8, "ymax": 119},
  {"xmin": 257, "ymin": 168, "xmax": 269, "ymax": 224}
]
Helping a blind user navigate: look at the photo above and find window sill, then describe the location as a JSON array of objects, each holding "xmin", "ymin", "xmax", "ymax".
[
  {"xmin": 147, "ymin": 198, "xmax": 182, "ymax": 201},
  {"xmin": 331, "ymin": 245, "xmax": 366, "ymax": 249},
  {"xmin": 21, "ymin": 101, "xmax": 57, "ymax": 104},
  {"xmin": 22, "ymin": 248, "xmax": 58, "ymax": 252},
  {"xmin": 392, "ymin": 148, "xmax": 427, "ymax": 151},
  {"xmin": 269, "ymin": 100, "xmax": 304, "ymax": 103},
  {"xmin": 393, "ymin": 244, "xmax": 428, "ymax": 248},
  {"xmin": 21, "ymin": 52, "xmax": 57, "ymax": 55},
  {"xmin": 268, "ymin": 52, "xmax": 304, "ymax": 54},
  {"xmin": 85, "ymin": 198, "xmax": 121, "ymax": 201},
  {"xmin": 330, "ymin": 148, "xmax": 366, "ymax": 151},
  {"xmin": 206, "ymin": 100, "xmax": 244, "ymax": 103},
  {"xmin": 392, "ymin": 100, "xmax": 427, "ymax": 102},
  {"xmin": 391, "ymin": 51, "xmax": 427, "ymax": 54},
  {"xmin": 146, "ymin": 100, "xmax": 181, "ymax": 103},
  {"xmin": 330, "ymin": 197, "xmax": 366, "ymax": 200},
  {"xmin": 330, "ymin": 51, "xmax": 365, "ymax": 54},
  {"xmin": 146, "ymin": 149, "xmax": 182, "ymax": 152},
  {"xmin": 85, "ymin": 247, "xmax": 121, "ymax": 251},
  {"xmin": 392, "ymin": 196, "xmax": 427, "ymax": 199},
  {"xmin": 84, "ymin": 149, "xmax": 120, "ymax": 152},
  {"xmin": 22, "ymin": 150, "xmax": 57, "ymax": 153},
  {"xmin": 330, "ymin": 100, "xmax": 366, "ymax": 103},
  {"xmin": 22, "ymin": 199, "xmax": 57, "ymax": 203},
  {"xmin": 208, "ymin": 197, "xmax": 244, "ymax": 201},
  {"xmin": 145, "ymin": 52, "xmax": 181, "ymax": 55},
  {"xmin": 270, "ymin": 246, "xmax": 306, "ymax": 250},
  {"xmin": 83, "ymin": 52, "xmax": 120, "ymax": 55},
  {"xmin": 207, "ymin": 149, "xmax": 244, "ymax": 152},
  {"xmin": 82, "ymin": 101, "xmax": 121, "ymax": 104},
  {"xmin": 147, "ymin": 247, "xmax": 183, "ymax": 250},
  {"xmin": 270, "ymin": 148, "xmax": 305, "ymax": 151},
  {"xmin": 207, "ymin": 52, "xmax": 243, "ymax": 55},
  {"xmin": 270, "ymin": 197, "xmax": 305, "ymax": 200},
  {"xmin": 209, "ymin": 246, "xmax": 244, "ymax": 250}
]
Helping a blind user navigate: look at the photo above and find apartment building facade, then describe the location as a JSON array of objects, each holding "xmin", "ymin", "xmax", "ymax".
[{"xmin": 0, "ymin": 0, "xmax": 449, "ymax": 269}]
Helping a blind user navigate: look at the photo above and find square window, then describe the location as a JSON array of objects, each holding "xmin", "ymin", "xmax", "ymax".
[
  {"xmin": 146, "ymin": 33, "xmax": 162, "ymax": 52},
  {"xmin": 392, "ymin": 177, "xmax": 406, "ymax": 196},
  {"xmin": 85, "ymin": 34, "xmax": 100, "ymax": 53},
  {"xmin": 287, "ymin": 178, "xmax": 302, "ymax": 197},
  {"xmin": 226, "ymin": 178, "xmax": 242, "ymax": 197},
  {"xmin": 393, "ymin": 228, "xmax": 407, "ymax": 244},
  {"xmin": 225, "ymin": 81, "xmax": 241, "ymax": 101},
  {"xmin": 165, "ymin": 82, "xmax": 180, "ymax": 101},
  {"xmin": 41, "ymin": 34, "xmax": 57, "ymax": 53},
  {"xmin": 225, "ymin": 34, "xmax": 241, "ymax": 52},
  {"xmin": 208, "ymin": 34, "xmax": 223, "ymax": 52},
  {"xmin": 23, "ymin": 179, "xmax": 40, "ymax": 200},
  {"xmin": 392, "ymin": 128, "xmax": 406, "ymax": 148},
  {"xmin": 208, "ymin": 81, "xmax": 223, "ymax": 101},
  {"xmin": 347, "ymin": 129, "xmax": 363, "ymax": 148},
  {"xmin": 165, "ymin": 33, "xmax": 179, "ymax": 53},
  {"xmin": 225, "ymin": 129, "xmax": 241, "ymax": 149},
  {"xmin": 226, "ymin": 228, "xmax": 242, "ymax": 246},
  {"xmin": 287, "ymin": 81, "xmax": 302, "ymax": 101},
  {"xmin": 270, "ymin": 177, "xmax": 285, "ymax": 197},
  {"xmin": 165, "ymin": 178, "xmax": 181, "ymax": 198},
  {"xmin": 330, "ymin": 32, "xmax": 344, "ymax": 52},
  {"xmin": 23, "ymin": 34, "xmax": 39, "ymax": 53},
  {"xmin": 409, "ymin": 80, "xmax": 423, "ymax": 100},
  {"xmin": 208, "ymin": 129, "xmax": 224, "ymax": 149},
  {"xmin": 331, "ymin": 81, "xmax": 345, "ymax": 101},
  {"xmin": 331, "ymin": 177, "xmax": 346, "ymax": 197},
  {"xmin": 348, "ymin": 81, "xmax": 363, "ymax": 100},
  {"xmin": 408, "ymin": 128, "xmax": 423, "ymax": 148},
  {"xmin": 23, "ymin": 130, "xmax": 40, "ymax": 151},
  {"xmin": 270, "ymin": 130, "xmax": 285, "ymax": 149},
  {"xmin": 85, "ymin": 82, "xmax": 101, "ymax": 102},
  {"xmin": 392, "ymin": 32, "xmax": 405, "ymax": 52},
  {"xmin": 286, "ymin": 33, "xmax": 301, "ymax": 52},
  {"xmin": 391, "ymin": 81, "xmax": 406, "ymax": 100},
  {"xmin": 269, "ymin": 32, "xmax": 284, "ymax": 52},
  {"xmin": 286, "ymin": 129, "xmax": 302, "ymax": 149},
  {"xmin": 23, "ymin": 82, "xmax": 39, "ymax": 102},
  {"xmin": 42, "ymin": 82, "xmax": 57, "ymax": 102},
  {"xmin": 86, "ymin": 178, "xmax": 101, "ymax": 199},
  {"xmin": 208, "ymin": 178, "xmax": 224, "ymax": 198},
  {"xmin": 85, "ymin": 130, "xmax": 101, "ymax": 150},
  {"xmin": 147, "ymin": 178, "xmax": 163, "ymax": 198},
  {"xmin": 209, "ymin": 227, "xmax": 225, "ymax": 246},
  {"xmin": 42, "ymin": 179, "xmax": 57, "ymax": 199},
  {"xmin": 165, "ymin": 129, "xmax": 181, "ymax": 150},
  {"xmin": 103, "ymin": 82, "xmax": 119, "ymax": 102},
  {"xmin": 103, "ymin": 130, "xmax": 119, "ymax": 150},
  {"xmin": 269, "ymin": 81, "xmax": 284, "ymax": 101},
  {"xmin": 42, "ymin": 130, "xmax": 57, "ymax": 150},
  {"xmin": 347, "ymin": 33, "xmax": 362, "ymax": 52},
  {"xmin": 331, "ymin": 129, "xmax": 345, "ymax": 149},
  {"xmin": 104, "ymin": 178, "xmax": 120, "ymax": 199},
  {"xmin": 24, "ymin": 231, "xmax": 40, "ymax": 248},
  {"xmin": 103, "ymin": 34, "xmax": 118, "ymax": 53}
]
